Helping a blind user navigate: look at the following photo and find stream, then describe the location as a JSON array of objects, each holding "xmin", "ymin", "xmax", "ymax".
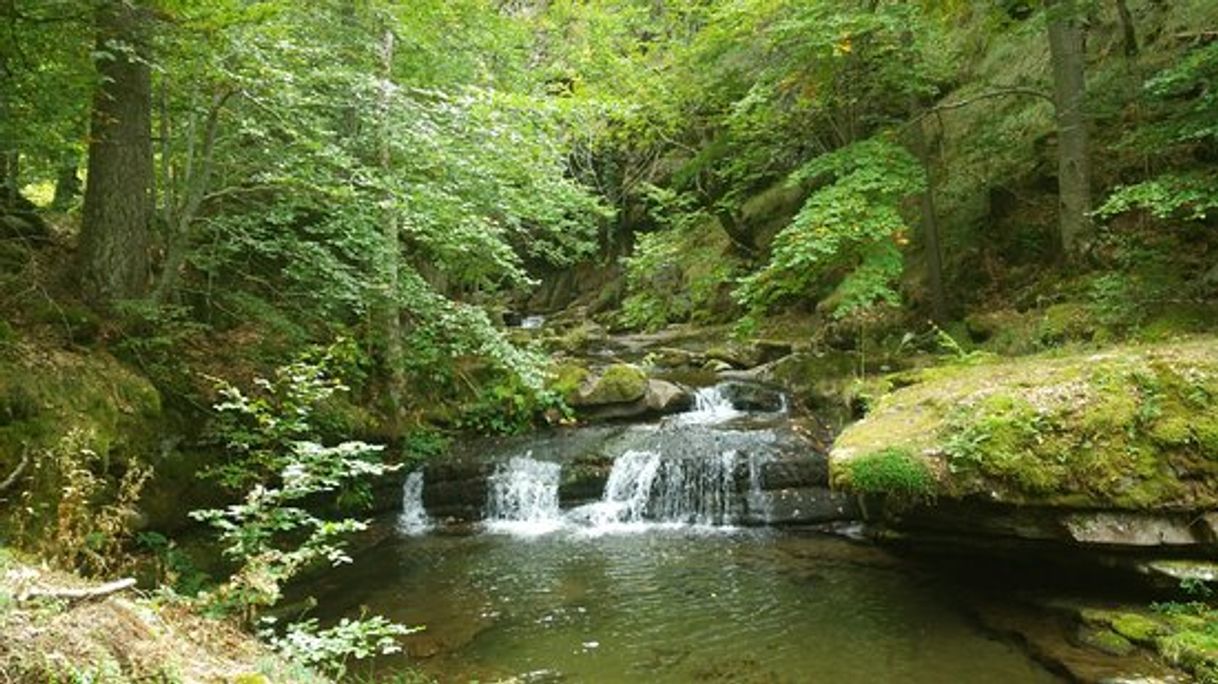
[{"xmin": 300, "ymin": 386, "xmax": 1062, "ymax": 683}]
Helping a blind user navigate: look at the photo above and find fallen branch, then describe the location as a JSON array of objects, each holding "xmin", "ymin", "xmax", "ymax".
[
  {"xmin": 1175, "ymin": 30, "xmax": 1218, "ymax": 44},
  {"xmin": 20, "ymin": 578, "xmax": 137, "ymax": 603},
  {"xmin": 0, "ymin": 445, "xmax": 30, "ymax": 493},
  {"xmin": 902, "ymin": 87, "xmax": 1055, "ymax": 133}
]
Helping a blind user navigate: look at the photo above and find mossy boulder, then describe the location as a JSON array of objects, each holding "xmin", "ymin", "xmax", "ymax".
[
  {"xmin": 571, "ymin": 364, "xmax": 649, "ymax": 406},
  {"xmin": 831, "ymin": 338, "xmax": 1218, "ymax": 510},
  {"xmin": 547, "ymin": 362, "xmax": 592, "ymax": 403},
  {"xmin": 0, "ymin": 343, "xmax": 164, "ymax": 544}
]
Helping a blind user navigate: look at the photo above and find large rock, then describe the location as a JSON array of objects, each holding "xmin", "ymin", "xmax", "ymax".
[
  {"xmin": 828, "ymin": 339, "xmax": 1218, "ymax": 566},
  {"xmin": 832, "ymin": 339, "xmax": 1218, "ymax": 512},
  {"xmin": 571, "ymin": 364, "xmax": 648, "ymax": 406},
  {"xmin": 746, "ymin": 487, "xmax": 858, "ymax": 525},
  {"xmin": 1064, "ymin": 512, "xmax": 1204, "ymax": 547},
  {"xmin": 643, "ymin": 380, "xmax": 693, "ymax": 413},
  {"xmin": 720, "ymin": 381, "xmax": 785, "ymax": 412}
]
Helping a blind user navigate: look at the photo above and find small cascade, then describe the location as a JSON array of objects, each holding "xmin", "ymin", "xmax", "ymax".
[
  {"xmin": 571, "ymin": 448, "xmax": 768, "ymax": 530},
  {"xmin": 650, "ymin": 450, "xmax": 741, "ymax": 525},
  {"xmin": 745, "ymin": 452, "xmax": 773, "ymax": 524},
  {"xmin": 484, "ymin": 455, "xmax": 563, "ymax": 535},
  {"xmin": 397, "ymin": 471, "xmax": 431, "ymax": 535},
  {"xmin": 567, "ymin": 450, "xmax": 664, "ymax": 528},
  {"xmin": 673, "ymin": 385, "xmax": 743, "ymax": 425},
  {"xmin": 520, "ymin": 314, "xmax": 546, "ymax": 329}
]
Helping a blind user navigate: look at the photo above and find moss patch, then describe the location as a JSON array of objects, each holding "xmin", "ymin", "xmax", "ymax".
[
  {"xmin": 547, "ymin": 362, "xmax": 592, "ymax": 403},
  {"xmin": 571, "ymin": 364, "xmax": 648, "ymax": 406},
  {"xmin": 0, "ymin": 341, "xmax": 164, "ymax": 546},
  {"xmin": 840, "ymin": 447, "xmax": 935, "ymax": 501},
  {"xmin": 830, "ymin": 338, "xmax": 1218, "ymax": 508}
]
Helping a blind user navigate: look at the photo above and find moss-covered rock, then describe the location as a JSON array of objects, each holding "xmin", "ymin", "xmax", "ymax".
[
  {"xmin": 571, "ymin": 364, "xmax": 648, "ymax": 406},
  {"xmin": 830, "ymin": 338, "xmax": 1218, "ymax": 510},
  {"xmin": 840, "ymin": 447, "xmax": 935, "ymax": 501},
  {"xmin": 0, "ymin": 343, "xmax": 164, "ymax": 545},
  {"xmin": 1077, "ymin": 626, "xmax": 1136, "ymax": 657},
  {"xmin": 547, "ymin": 362, "xmax": 592, "ymax": 403}
]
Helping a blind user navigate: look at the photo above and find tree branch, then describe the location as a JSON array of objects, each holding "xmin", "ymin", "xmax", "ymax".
[
  {"xmin": 0, "ymin": 444, "xmax": 29, "ymax": 493},
  {"xmin": 904, "ymin": 88, "xmax": 1055, "ymax": 130},
  {"xmin": 21, "ymin": 577, "xmax": 137, "ymax": 603}
]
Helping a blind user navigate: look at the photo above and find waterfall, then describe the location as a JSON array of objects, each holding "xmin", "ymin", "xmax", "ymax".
[
  {"xmin": 650, "ymin": 450, "xmax": 741, "ymax": 525},
  {"xmin": 397, "ymin": 471, "xmax": 431, "ymax": 535},
  {"xmin": 570, "ymin": 448, "xmax": 766, "ymax": 531},
  {"xmin": 672, "ymin": 385, "xmax": 742, "ymax": 425},
  {"xmin": 745, "ymin": 452, "xmax": 773, "ymax": 524},
  {"xmin": 520, "ymin": 314, "xmax": 546, "ymax": 329},
  {"xmin": 484, "ymin": 455, "xmax": 564, "ymax": 535},
  {"xmin": 567, "ymin": 450, "xmax": 664, "ymax": 528}
]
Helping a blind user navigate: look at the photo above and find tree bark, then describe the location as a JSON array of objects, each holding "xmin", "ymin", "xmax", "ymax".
[
  {"xmin": 1045, "ymin": 0, "xmax": 1092, "ymax": 258},
  {"xmin": 1115, "ymin": 0, "xmax": 1138, "ymax": 58},
  {"xmin": 51, "ymin": 151, "xmax": 82, "ymax": 210},
  {"xmin": 152, "ymin": 90, "xmax": 230, "ymax": 304},
  {"xmin": 901, "ymin": 29, "xmax": 948, "ymax": 324},
  {"xmin": 80, "ymin": 0, "xmax": 154, "ymax": 306},
  {"xmin": 908, "ymin": 112, "xmax": 948, "ymax": 324},
  {"xmin": 0, "ymin": 150, "xmax": 19, "ymax": 207}
]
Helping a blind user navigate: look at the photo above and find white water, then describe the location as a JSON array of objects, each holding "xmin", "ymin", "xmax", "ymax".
[
  {"xmin": 397, "ymin": 471, "xmax": 432, "ymax": 535},
  {"xmin": 671, "ymin": 385, "xmax": 743, "ymax": 425},
  {"xmin": 424, "ymin": 446, "xmax": 777, "ymax": 537},
  {"xmin": 520, "ymin": 315, "xmax": 546, "ymax": 329},
  {"xmin": 409, "ymin": 383, "xmax": 787, "ymax": 537},
  {"xmin": 565, "ymin": 450, "xmax": 664, "ymax": 529},
  {"xmin": 484, "ymin": 455, "xmax": 564, "ymax": 536}
]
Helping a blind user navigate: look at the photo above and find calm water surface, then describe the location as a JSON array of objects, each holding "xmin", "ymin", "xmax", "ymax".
[{"xmin": 303, "ymin": 526, "xmax": 1060, "ymax": 683}]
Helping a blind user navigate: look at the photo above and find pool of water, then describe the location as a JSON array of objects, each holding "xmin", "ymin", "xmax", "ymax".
[{"xmin": 301, "ymin": 525, "xmax": 1060, "ymax": 683}]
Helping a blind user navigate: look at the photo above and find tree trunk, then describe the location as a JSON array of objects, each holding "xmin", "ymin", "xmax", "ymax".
[
  {"xmin": 1115, "ymin": 0, "xmax": 1138, "ymax": 58},
  {"xmin": 909, "ymin": 113, "xmax": 948, "ymax": 324},
  {"xmin": 0, "ymin": 53, "xmax": 17, "ymax": 209},
  {"xmin": 51, "ymin": 151, "xmax": 82, "ymax": 210},
  {"xmin": 902, "ymin": 29, "xmax": 948, "ymax": 324},
  {"xmin": 1046, "ymin": 0, "xmax": 1092, "ymax": 258},
  {"xmin": 80, "ymin": 0, "xmax": 154, "ymax": 306},
  {"xmin": 0, "ymin": 150, "xmax": 19, "ymax": 207},
  {"xmin": 378, "ymin": 25, "xmax": 405, "ymax": 430},
  {"xmin": 152, "ymin": 90, "xmax": 230, "ymax": 304}
]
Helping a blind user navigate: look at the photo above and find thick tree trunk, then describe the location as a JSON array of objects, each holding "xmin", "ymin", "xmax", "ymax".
[
  {"xmin": 1045, "ymin": 0, "xmax": 1093, "ymax": 258},
  {"xmin": 80, "ymin": 0, "xmax": 154, "ymax": 306}
]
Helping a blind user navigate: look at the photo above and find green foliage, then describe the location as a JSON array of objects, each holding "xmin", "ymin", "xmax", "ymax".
[
  {"xmin": 457, "ymin": 379, "xmax": 570, "ymax": 436},
  {"xmin": 1101, "ymin": 42, "xmax": 1218, "ymax": 222},
  {"xmin": 735, "ymin": 139, "xmax": 925, "ymax": 317},
  {"xmin": 619, "ymin": 189, "xmax": 738, "ymax": 330},
  {"xmin": 845, "ymin": 447, "xmax": 936, "ymax": 500},
  {"xmin": 1098, "ymin": 173, "xmax": 1218, "ymax": 222},
  {"xmin": 190, "ymin": 355, "xmax": 399, "ymax": 627},
  {"xmin": 111, "ymin": 301, "xmax": 209, "ymax": 394},
  {"xmin": 261, "ymin": 615, "xmax": 418, "ymax": 680}
]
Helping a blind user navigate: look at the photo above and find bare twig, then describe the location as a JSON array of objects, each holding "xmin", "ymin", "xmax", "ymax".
[{"xmin": 20, "ymin": 577, "xmax": 137, "ymax": 603}]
